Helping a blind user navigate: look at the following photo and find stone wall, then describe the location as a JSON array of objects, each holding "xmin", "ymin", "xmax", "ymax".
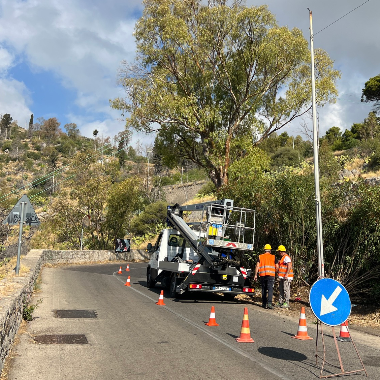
[
  {"xmin": 0, "ymin": 250, "xmax": 45, "ymax": 371},
  {"xmin": 43, "ymin": 249, "xmax": 150, "ymax": 264},
  {"xmin": 0, "ymin": 249, "xmax": 149, "ymax": 374}
]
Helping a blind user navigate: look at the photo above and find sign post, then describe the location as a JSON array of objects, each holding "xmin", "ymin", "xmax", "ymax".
[
  {"xmin": 310, "ymin": 278, "xmax": 367, "ymax": 378},
  {"xmin": 2, "ymin": 195, "xmax": 40, "ymax": 275}
]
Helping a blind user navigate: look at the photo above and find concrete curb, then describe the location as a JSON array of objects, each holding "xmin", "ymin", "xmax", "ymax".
[{"xmin": 0, "ymin": 248, "xmax": 148, "ymax": 373}]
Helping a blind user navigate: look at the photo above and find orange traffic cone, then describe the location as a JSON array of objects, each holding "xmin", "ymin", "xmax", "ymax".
[
  {"xmin": 292, "ymin": 306, "xmax": 313, "ymax": 340},
  {"xmin": 118, "ymin": 266, "xmax": 122, "ymax": 274},
  {"xmin": 205, "ymin": 306, "xmax": 219, "ymax": 326},
  {"xmin": 338, "ymin": 321, "xmax": 351, "ymax": 342},
  {"xmin": 124, "ymin": 276, "xmax": 131, "ymax": 287},
  {"xmin": 126, "ymin": 265, "xmax": 130, "ymax": 272},
  {"xmin": 236, "ymin": 307, "xmax": 254, "ymax": 342},
  {"xmin": 156, "ymin": 290, "xmax": 166, "ymax": 306}
]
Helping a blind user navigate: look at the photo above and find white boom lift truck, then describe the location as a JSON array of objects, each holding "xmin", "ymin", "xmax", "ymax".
[{"xmin": 146, "ymin": 199, "xmax": 256, "ymax": 298}]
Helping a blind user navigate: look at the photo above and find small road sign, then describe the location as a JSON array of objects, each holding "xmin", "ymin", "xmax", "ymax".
[
  {"xmin": 2, "ymin": 194, "xmax": 40, "ymax": 226},
  {"xmin": 309, "ymin": 278, "xmax": 351, "ymax": 326}
]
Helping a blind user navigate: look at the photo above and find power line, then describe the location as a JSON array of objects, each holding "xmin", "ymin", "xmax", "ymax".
[{"xmin": 314, "ymin": 0, "xmax": 371, "ymax": 36}]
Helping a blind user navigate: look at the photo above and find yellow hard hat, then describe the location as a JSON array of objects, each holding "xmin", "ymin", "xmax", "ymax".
[
  {"xmin": 264, "ymin": 244, "xmax": 272, "ymax": 250},
  {"xmin": 278, "ymin": 245, "xmax": 286, "ymax": 252}
]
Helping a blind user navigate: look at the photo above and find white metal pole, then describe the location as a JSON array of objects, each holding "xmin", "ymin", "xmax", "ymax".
[
  {"xmin": 16, "ymin": 202, "xmax": 26, "ymax": 275},
  {"xmin": 309, "ymin": 9, "xmax": 324, "ymax": 278},
  {"xmin": 80, "ymin": 226, "xmax": 84, "ymax": 250}
]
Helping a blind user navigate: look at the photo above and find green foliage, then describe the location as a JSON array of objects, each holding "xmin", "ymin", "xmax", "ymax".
[
  {"xmin": 27, "ymin": 151, "xmax": 42, "ymax": 160},
  {"xmin": 271, "ymin": 147, "xmax": 301, "ymax": 169},
  {"xmin": 22, "ymin": 298, "xmax": 42, "ymax": 322},
  {"xmin": 1, "ymin": 114, "xmax": 13, "ymax": 138},
  {"xmin": 112, "ymin": 0, "xmax": 340, "ymax": 188},
  {"xmin": 64, "ymin": 123, "xmax": 80, "ymax": 139},
  {"xmin": 362, "ymin": 74, "xmax": 380, "ymax": 112},
  {"xmin": 367, "ymin": 149, "xmax": 380, "ymax": 171},
  {"xmin": 323, "ymin": 181, "xmax": 380, "ymax": 301},
  {"xmin": 318, "ymin": 141, "xmax": 341, "ymax": 183},
  {"xmin": 341, "ymin": 129, "xmax": 359, "ymax": 150},
  {"xmin": 323, "ymin": 126, "xmax": 343, "ymax": 150},
  {"xmin": 2, "ymin": 140, "xmax": 12, "ymax": 152},
  {"xmin": 103, "ymin": 176, "xmax": 146, "ymax": 241},
  {"xmin": 129, "ymin": 201, "xmax": 168, "ymax": 236},
  {"xmin": 197, "ymin": 181, "xmax": 216, "ymax": 197}
]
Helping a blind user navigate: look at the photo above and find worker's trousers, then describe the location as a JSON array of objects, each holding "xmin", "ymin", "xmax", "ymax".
[
  {"xmin": 260, "ymin": 276, "xmax": 275, "ymax": 306},
  {"xmin": 278, "ymin": 278, "xmax": 292, "ymax": 304}
]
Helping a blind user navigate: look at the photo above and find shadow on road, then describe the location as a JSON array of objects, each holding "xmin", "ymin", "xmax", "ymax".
[{"xmin": 258, "ymin": 346, "xmax": 307, "ymax": 361}]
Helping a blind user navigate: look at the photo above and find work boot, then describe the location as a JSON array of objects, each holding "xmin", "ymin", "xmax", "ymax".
[
  {"xmin": 281, "ymin": 302, "xmax": 289, "ymax": 309},
  {"xmin": 267, "ymin": 303, "xmax": 273, "ymax": 309}
]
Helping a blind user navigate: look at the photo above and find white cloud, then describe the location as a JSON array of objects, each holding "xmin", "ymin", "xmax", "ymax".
[
  {"xmin": 0, "ymin": 0, "xmax": 379, "ymax": 143},
  {"xmin": 0, "ymin": 0, "xmax": 139, "ymax": 129},
  {"xmin": 0, "ymin": 46, "xmax": 14, "ymax": 73},
  {"xmin": 0, "ymin": 78, "xmax": 32, "ymax": 124}
]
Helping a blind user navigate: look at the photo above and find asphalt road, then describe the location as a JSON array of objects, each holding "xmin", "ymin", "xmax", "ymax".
[{"xmin": 6, "ymin": 262, "xmax": 380, "ymax": 380}]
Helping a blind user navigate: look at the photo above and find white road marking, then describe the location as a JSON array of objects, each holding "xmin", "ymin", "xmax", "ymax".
[{"xmin": 113, "ymin": 273, "xmax": 291, "ymax": 380}]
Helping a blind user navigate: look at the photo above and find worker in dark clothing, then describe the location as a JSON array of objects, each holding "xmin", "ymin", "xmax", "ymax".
[{"xmin": 254, "ymin": 244, "xmax": 276, "ymax": 309}]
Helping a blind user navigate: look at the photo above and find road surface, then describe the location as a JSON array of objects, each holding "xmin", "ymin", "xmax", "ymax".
[{"xmin": 6, "ymin": 262, "xmax": 380, "ymax": 379}]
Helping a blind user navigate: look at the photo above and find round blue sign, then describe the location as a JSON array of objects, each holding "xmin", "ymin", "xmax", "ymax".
[{"xmin": 309, "ymin": 278, "xmax": 351, "ymax": 326}]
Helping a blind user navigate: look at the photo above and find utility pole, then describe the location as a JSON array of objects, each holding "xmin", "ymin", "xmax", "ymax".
[
  {"xmin": 146, "ymin": 149, "xmax": 152, "ymax": 191},
  {"xmin": 309, "ymin": 9, "xmax": 324, "ymax": 278}
]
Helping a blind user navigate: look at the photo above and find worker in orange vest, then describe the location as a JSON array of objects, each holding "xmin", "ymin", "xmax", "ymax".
[
  {"xmin": 254, "ymin": 244, "xmax": 276, "ymax": 309},
  {"xmin": 276, "ymin": 245, "xmax": 293, "ymax": 309}
]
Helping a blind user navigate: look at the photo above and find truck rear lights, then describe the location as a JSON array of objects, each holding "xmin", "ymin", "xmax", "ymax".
[
  {"xmin": 243, "ymin": 287, "xmax": 255, "ymax": 293},
  {"xmin": 189, "ymin": 284, "xmax": 202, "ymax": 289}
]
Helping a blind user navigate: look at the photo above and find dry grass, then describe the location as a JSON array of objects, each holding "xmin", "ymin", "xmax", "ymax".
[
  {"xmin": 360, "ymin": 170, "xmax": 380, "ymax": 179},
  {"xmin": 343, "ymin": 157, "xmax": 363, "ymax": 172},
  {"xmin": 0, "ymin": 257, "xmax": 30, "ymax": 296},
  {"xmin": 182, "ymin": 195, "xmax": 216, "ymax": 205}
]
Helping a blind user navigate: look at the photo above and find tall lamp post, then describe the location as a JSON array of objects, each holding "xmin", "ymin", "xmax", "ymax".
[
  {"xmin": 309, "ymin": 9, "xmax": 324, "ymax": 278},
  {"xmin": 146, "ymin": 149, "xmax": 153, "ymax": 191}
]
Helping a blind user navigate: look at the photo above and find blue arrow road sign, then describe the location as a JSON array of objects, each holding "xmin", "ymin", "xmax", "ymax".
[{"xmin": 309, "ymin": 278, "xmax": 351, "ymax": 326}]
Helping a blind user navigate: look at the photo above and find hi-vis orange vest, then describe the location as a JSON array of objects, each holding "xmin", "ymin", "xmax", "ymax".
[
  {"xmin": 258, "ymin": 253, "xmax": 276, "ymax": 277},
  {"xmin": 278, "ymin": 254, "xmax": 294, "ymax": 279}
]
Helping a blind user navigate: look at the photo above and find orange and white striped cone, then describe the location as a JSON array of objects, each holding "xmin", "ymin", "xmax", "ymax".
[
  {"xmin": 156, "ymin": 290, "xmax": 166, "ymax": 306},
  {"xmin": 124, "ymin": 276, "xmax": 131, "ymax": 287},
  {"xmin": 338, "ymin": 321, "xmax": 351, "ymax": 342},
  {"xmin": 292, "ymin": 306, "xmax": 313, "ymax": 340},
  {"xmin": 118, "ymin": 266, "xmax": 122, "ymax": 274},
  {"xmin": 205, "ymin": 306, "xmax": 219, "ymax": 326},
  {"xmin": 126, "ymin": 265, "xmax": 130, "ymax": 272},
  {"xmin": 236, "ymin": 307, "xmax": 254, "ymax": 343}
]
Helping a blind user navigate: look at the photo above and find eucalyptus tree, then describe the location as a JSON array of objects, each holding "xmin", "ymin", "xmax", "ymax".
[{"xmin": 112, "ymin": 0, "xmax": 340, "ymax": 188}]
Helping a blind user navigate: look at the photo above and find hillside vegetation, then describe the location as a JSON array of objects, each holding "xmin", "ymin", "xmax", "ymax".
[{"xmin": 1, "ymin": 111, "xmax": 380, "ymax": 304}]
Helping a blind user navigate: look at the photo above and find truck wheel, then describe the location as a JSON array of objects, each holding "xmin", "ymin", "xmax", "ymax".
[
  {"xmin": 146, "ymin": 267, "xmax": 156, "ymax": 288},
  {"xmin": 169, "ymin": 275, "xmax": 177, "ymax": 297}
]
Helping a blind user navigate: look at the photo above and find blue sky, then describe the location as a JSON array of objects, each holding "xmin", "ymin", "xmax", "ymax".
[{"xmin": 0, "ymin": 0, "xmax": 378, "ymax": 148}]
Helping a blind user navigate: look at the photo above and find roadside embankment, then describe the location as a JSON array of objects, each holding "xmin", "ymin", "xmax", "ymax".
[{"xmin": 0, "ymin": 248, "xmax": 148, "ymax": 373}]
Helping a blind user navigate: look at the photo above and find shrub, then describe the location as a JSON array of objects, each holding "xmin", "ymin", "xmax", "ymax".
[
  {"xmin": 367, "ymin": 150, "xmax": 380, "ymax": 171},
  {"xmin": 197, "ymin": 181, "xmax": 216, "ymax": 197},
  {"xmin": 2, "ymin": 141, "xmax": 12, "ymax": 152},
  {"xmin": 27, "ymin": 151, "xmax": 42, "ymax": 160}
]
